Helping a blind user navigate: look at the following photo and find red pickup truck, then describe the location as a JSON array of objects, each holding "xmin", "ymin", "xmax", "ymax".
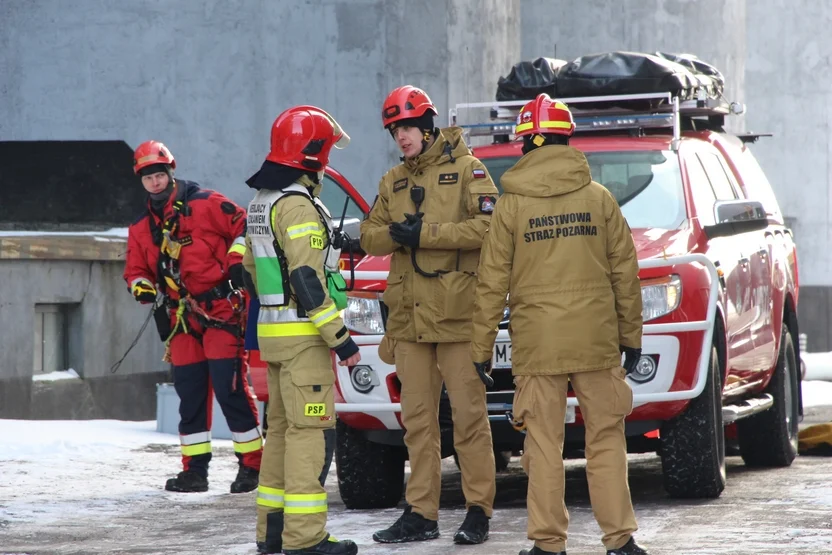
[{"xmin": 332, "ymin": 92, "xmax": 802, "ymax": 510}]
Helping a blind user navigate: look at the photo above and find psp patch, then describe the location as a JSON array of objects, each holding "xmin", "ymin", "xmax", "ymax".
[
  {"xmin": 304, "ymin": 403, "xmax": 327, "ymax": 417},
  {"xmin": 310, "ymin": 235, "xmax": 325, "ymax": 250},
  {"xmin": 393, "ymin": 178, "xmax": 408, "ymax": 192},
  {"xmin": 472, "ymin": 168, "xmax": 487, "ymax": 179},
  {"xmin": 438, "ymin": 172, "xmax": 459, "ymax": 185},
  {"xmin": 479, "ymin": 195, "xmax": 497, "ymax": 214}
]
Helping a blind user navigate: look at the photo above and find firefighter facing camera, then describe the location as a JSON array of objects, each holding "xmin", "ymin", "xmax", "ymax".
[
  {"xmin": 125, "ymin": 140, "xmax": 263, "ymax": 495},
  {"xmin": 360, "ymin": 85, "xmax": 500, "ymax": 546}
]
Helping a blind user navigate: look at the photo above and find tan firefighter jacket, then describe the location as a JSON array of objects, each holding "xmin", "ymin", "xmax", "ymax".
[
  {"xmin": 360, "ymin": 127, "xmax": 500, "ymax": 343},
  {"xmin": 470, "ymin": 145, "xmax": 642, "ymax": 375}
]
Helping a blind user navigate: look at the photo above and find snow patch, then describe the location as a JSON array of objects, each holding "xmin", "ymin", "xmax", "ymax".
[
  {"xmin": 32, "ymin": 368, "xmax": 80, "ymax": 382},
  {"xmin": 802, "ymin": 380, "xmax": 832, "ymax": 408},
  {"xmin": 804, "ymin": 351, "xmax": 832, "ymax": 381}
]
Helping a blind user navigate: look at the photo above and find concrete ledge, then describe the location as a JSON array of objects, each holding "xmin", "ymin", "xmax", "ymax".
[{"xmin": 1, "ymin": 370, "xmax": 170, "ymax": 420}]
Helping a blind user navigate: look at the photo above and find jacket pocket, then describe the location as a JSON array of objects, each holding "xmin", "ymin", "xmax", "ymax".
[
  {"xmin": 290, "ymin": 367, "xmax": 336, "ymax": 428},
  {"xmin": 436, "ymin": 271, "xmax": 477, "ymax": 321},
  {"xmin": 382, "ymin": 272, "xmax": 409, "ymax": 313}
]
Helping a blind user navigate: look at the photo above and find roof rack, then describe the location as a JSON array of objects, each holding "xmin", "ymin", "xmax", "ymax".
[{"xmin": 449, "ymin": 92, "xmax": 746, "ymax": 151}]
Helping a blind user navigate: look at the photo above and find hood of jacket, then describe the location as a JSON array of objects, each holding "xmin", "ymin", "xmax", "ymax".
[{"xmin": 500, "ymin": 145, "xmax": 592, "ymax": 198}]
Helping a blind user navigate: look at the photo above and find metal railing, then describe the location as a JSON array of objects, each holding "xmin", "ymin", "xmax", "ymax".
[{"xmin": 334, "ymin": 253, "xmax": 719, "ymax": 413}]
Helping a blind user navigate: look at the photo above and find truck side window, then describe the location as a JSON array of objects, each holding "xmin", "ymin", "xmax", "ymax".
[
  {"xmin": 685, "ymin": 155, "xmax": 717, "ymax": 226},
  {"xmin": 697, "ymin": 153, "xmax": 738, "ymax": 201},
  {"xmin": 319, "ymin": 174, "xmax": 364, "ymax": 221}
]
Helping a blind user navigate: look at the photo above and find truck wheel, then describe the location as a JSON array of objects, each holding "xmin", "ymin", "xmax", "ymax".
[
  {"xmin": 335, "ymin": 420, "xmax": 406, "ymax": 509},
  {"xmin": 737, "ymin": 325, "xmax": 799, "ymax": 467},
  {"xmin": 660, "ymin": 345, "xmax": 726, "ymax": 498}
]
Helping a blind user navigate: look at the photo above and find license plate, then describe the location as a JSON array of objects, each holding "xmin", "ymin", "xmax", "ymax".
[{"xmin": 493, "ymin": 342, "xmax": 512, "ymax": 368}]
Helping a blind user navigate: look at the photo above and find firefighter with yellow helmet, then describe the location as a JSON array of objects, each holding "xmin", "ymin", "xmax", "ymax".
[
  {"xmin": 243, "ymin": 105, "xmax": 359, "ymax": 555},
  {"xmin": 470, "ymin": 93, "xmax": 649, "ymax": 555}
]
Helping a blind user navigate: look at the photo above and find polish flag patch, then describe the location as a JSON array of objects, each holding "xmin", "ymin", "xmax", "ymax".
[{"xmin": 472, "ymin": 169, "xmax": 486, "ymax": 179}]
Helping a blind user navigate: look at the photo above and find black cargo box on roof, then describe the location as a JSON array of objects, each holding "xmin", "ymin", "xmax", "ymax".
[{"xmin": 495, "ymin": 51, "xmax": 726, "ymax": 106}]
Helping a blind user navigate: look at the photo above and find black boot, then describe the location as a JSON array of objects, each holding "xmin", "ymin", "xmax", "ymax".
[
  {"xmin": 164, "ymin": 470, "xmax": 208, "ymax": 492},
  {"xmin": 256, "ymin": 511, "xmax": 283, "ymax": 554},
  {"xmin": 453, "ymin": 505, "xmax": 489, "ymax": 544},
  {"xmin": 230, "ymin": 466, "xmax": 259, "ymax": 493},
  {"xmin": 607, "ymin": 538, "xmax": 649, "ymax": 555},
  {"xmin": 283, "ymin": 534, "xmax": 358, "ymax": 555},
  {"xmin": 519, "ymin": 547, "xmax": 566, "ymax": 555},
  {"xmin": 372, "ymin": 506, "xmax": 440, "ymax": 543}
]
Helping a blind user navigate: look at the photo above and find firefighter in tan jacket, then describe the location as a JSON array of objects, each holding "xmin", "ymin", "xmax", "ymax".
[
  {"xmin": 243, "ymin": 105, "xmax": 359, "ymax": 555},
  {"xmin": 360, "ymin": 86, "xmax": 498, "ymax": 545},
  {"xmin": 470, "ymin": 94, "xmax": 650, "ymax": 555}
]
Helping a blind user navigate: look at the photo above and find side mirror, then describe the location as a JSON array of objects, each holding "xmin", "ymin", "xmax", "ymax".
[{"xmin": 703, "ymin": 200, "xmax": 768, "ymax": 239}]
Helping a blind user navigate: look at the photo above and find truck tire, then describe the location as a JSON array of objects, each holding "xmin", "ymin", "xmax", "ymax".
[
  {"xmin": 335, "ymin": 420, "xmax": 406, "ymax": 509},
  {"xmin": 660, "ymin": 345, "xmax": 726, "ymax": 498},
  {"xmin": 737, "ymin": 325, "xmax": 799, "ymax": 467}
]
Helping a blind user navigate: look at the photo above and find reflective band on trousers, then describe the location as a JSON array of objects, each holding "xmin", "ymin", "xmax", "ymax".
[
  {"xmin": 180, "ymin": 431, "xmax": 211, "ymax": 456},
  {"xmin": 232, "ymin": 428, "xmax": 263, "ymax": 454},
  {"xmin": 257, "ymin": 485, "xmax": 285, "ymax": 509},
  {"xmin": 284, "ymin": 492, "xmax": 327, "ymax": 514}
]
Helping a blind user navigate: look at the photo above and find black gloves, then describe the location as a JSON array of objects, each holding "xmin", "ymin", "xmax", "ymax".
[
  {"xmin": 474, "ymin": 360, "xmax": 494, "ymax": 387},
  {"xmin": 228, "ymin": 263, "xmax": 246, "ymax": 290},
  {"xmin": 132, "ymin": 280, "xmax": 157, "ymax": 304},
  {"xmin": 620, "ymin": 345, "xmax": 642, "ymax": 376},
  {"xmin": 389, "ymin": 213, "xmax": 423, "ymax": 248}
]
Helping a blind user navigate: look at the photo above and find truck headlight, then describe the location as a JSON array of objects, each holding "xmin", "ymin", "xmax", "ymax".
[
  {"xmin": 343, "ymin": 292, "xmax": 385, "ymax": 335},
  {"xmin": 640, "ymin": 275, "xmax": 682, "ymax": 322}
]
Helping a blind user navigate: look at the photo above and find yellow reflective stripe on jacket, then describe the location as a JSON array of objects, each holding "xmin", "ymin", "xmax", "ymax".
[
  {"xmin": 257, "ymin": 485, "xmax": 285, "ymax": 509},
  {"xmin": 130, "ymin": 277, "xmax": 153, "ymax": 292},
  {"xmin": 258, "ymin": 322, "xmax": 319, "ymax": 337},
  {"xmin": 228, "ymin": 236, "xmax": 247, "ymax": 256},
  {"xmin": 286, "ymin": 221, "xmax": 323, "ymax": 240},
  {"xmin": 284, "ymin": 492, "xmax": 327, "ymax": 514},
  {"xmin": 311, "ymin": 304, "xmax": 340, "ymax": 328}
]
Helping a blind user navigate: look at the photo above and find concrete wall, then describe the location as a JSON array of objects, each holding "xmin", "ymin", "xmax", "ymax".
[
  {"xmin": 0, "ymin": 259, "xmax": 166, "ymax": 419},
  {"xmin": 745, "ymin": 1, "xmax": 832, "ymax": 349},
  {"xmin": 520, "ymin": 0, "xmax": 747, "ymax": 131},
  {"xmin": 0, "ymin": 0, "xmax": 519, "ymax": 206}
]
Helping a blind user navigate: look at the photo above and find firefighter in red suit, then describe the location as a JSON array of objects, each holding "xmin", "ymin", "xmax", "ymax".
[{"xmin": 124, "ymin": 140, "xmax": 264, "ymax": 493}]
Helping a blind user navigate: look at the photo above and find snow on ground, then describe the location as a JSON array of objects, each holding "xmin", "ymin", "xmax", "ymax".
[
  {"xmin": 31, "ymin": 368, "xmax": 81, "ymax": 382},
  {"xmin": 802, "ymin": 380, "xmax": 832, "ymax": 408},
  {"xmin": 803, "ymin": 351, "xmax": 832, "ymax": 381}
]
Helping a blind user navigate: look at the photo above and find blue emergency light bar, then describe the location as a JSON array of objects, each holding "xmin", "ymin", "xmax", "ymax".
[{"xmin": 450, "ymin": 91, "xmax": 745, "ymax": 150}]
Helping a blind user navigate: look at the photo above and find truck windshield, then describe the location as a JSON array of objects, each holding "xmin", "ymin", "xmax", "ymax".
[{"xmin": 482, "ymin": 150, "xmax": 686, "ymax": 230}]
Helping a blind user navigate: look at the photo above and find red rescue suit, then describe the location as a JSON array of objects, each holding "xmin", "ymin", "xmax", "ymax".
[{"xmin": 124, "ymin": 179, "xmax": 262, "ymax": 475}]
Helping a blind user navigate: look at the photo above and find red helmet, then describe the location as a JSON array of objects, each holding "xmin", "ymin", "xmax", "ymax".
[
  {"xmin": 133, "ymin": 140, "xmax": 176, "ymax": 174},
  {"xmin": 266, "ymin": 105, "xmax": 350, "ymax": 171},
  {"xmin": 514, "ymin": 94, "xmax": 575, "ymax": 138},
  {"xmin": 381, "ymin": 85, "xmax": 438, "ymax": 129}
]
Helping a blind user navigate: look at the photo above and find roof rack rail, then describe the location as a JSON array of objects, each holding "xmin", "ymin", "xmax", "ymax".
[{"xmin": 449, "ymin": 92, "xmax": 746, "ymax": 151}]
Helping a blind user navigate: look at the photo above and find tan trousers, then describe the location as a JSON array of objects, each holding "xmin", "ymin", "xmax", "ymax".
[
  {"xmin": 514, "ymin": 367, "xmax": 638, "ymax": 552},
  {"xmin": 256, "ymin": 346, "xmax": 335, "ymax": 551},
  {"xmin": 394, "ymin": 340, "xmax": 496, "ymax": 521}
]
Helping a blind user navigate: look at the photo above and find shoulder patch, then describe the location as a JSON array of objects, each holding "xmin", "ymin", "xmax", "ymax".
[
  {"xmin": 472, "ymin": 169, "xmax": 486, "ymax": 179},
  {"xmin": 478, "ymin": 195, "xmax": 497, "ymax": 214},
  {"xmin": 393, "ymin": 178, "xmax": 408, "ymax": 193},
  {"xmin": 220, "ymin": 201, "xmax": 237, "ymax": 214},
  {"xmin": 438, "ymin": 172, "xmax": 458, "ymax": 185}
]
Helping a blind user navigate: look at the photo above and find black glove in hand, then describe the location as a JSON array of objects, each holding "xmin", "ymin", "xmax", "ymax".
[
  {"xmin": 620, "ymin": 345, "xmax": 642, "ymax": 376},
  {"xmin": 228, "ymin": 263, "xmax": 246, "ymax": 290},
  {"xmin": 474, "ymin": 360, "xmax": 494, "ymax": 387},
  {"xmin": 132, "ymin": 281, "xmax": 157, "ymax": 304},
  {"xmin": 389, "ymin": 212, "xmax": 423, "ymax": 248}
]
